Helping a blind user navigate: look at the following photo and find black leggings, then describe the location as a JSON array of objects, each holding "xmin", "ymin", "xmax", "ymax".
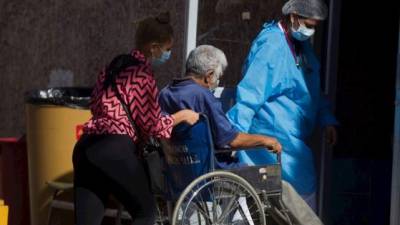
[{"xmin": 72, "ymin": 134, "xmax": 155, "ymax": 225}]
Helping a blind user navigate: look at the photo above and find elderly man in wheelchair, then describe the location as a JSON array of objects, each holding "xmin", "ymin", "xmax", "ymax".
[{"xmin": 158, "ymin": 45, "xmax": 323, "ymax": 225}]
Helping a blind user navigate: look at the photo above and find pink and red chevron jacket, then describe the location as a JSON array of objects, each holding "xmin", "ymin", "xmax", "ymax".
[{"xmin": 83, "ymin": 50, "xmax": 174, "ymax": 143}]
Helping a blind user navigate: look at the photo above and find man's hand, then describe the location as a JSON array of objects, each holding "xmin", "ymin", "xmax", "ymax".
[
  {"xmin": 230, "ymin": 133, "xmax": 282, "ymax": 154},
  {"xmin": 324, "ymin": 125, "xmax": 337, "ymax": 146},
  {"xmin": 265, "ymin": 137, "xmax": 282, "ymax": 154}
]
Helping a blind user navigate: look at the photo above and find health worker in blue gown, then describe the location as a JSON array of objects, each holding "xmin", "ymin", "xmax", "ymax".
[{"xmin": 227, "ymin": 0, "xmax": 338, "ymax": 210}]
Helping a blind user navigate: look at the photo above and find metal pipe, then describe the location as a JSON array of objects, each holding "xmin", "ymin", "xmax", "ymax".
[
  {"xmin": 319, "ymin": 0, "xmax": 341, "ymax": 220},
  {"xmin": 390, "ymin": 15, "xmax": 400, "ymax": 225},
  {"xmin": 183, "ymin": 0, "xmax": 199, "ymax": 63}
]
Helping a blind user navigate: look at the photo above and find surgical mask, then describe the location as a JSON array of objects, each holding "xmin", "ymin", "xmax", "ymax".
[
  {"xmin": 291, "ymin": 21, "xmax": 315, "ymax": 41},
  {"xmin": 151, "ymin": 50, "xmax": 171, "ymax": 67}
]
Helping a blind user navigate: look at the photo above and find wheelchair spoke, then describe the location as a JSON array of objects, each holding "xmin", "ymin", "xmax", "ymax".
[
  {"xmin": 191, "ymin": 201, "xmax": 210, "ymax": 221},
  {"xmin": 217, "ymin": 180, "xmax": 243, "ymax": 219},
  {"xmin": 216, "ymin": 188, "xmax": 262, "ymax": 225},
  {"xmin": 180, "ymin": 202, "xmax": 211, "ymax": 225},
  {"xmin": 218, "ymin": 194, "xmax": 239, "ymax": 220},
  {"xmin": 217, "ymin": 197, "xmax": 241, "ymax": 223},
  {"xmin": 195, "ymin": 202, "xmax": 212, "ymax": 224},
  {"xmin": 237, "ymin": 209, "xmax": 251, "ymax": 225}
]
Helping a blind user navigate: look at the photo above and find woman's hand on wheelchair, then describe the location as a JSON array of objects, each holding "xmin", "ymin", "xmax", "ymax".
[
  {"xmin": 183, "ymin": 110, "xmax": 200, "ymax": 125},
  {"xmin": 172, "ymin": 109, "xmax": 200, "ymax": 126}
]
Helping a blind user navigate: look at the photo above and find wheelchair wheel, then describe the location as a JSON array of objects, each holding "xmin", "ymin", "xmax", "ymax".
[{"xmin": 172, "ymin": 171, "xmax": 266, "ymax": 225}]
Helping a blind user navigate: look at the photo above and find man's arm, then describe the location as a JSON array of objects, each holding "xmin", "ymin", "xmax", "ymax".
[
  {"xmin": 201, "ymin": 88, "xmax": 282, "ymax": 153},
  {"xmin": 229, "ymin": 133, "xmax": 282, "ymax": 153}
]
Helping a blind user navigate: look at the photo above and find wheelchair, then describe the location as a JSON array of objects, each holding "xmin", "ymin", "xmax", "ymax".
[{"xmin": 155, "ymin": 114, "xmax": 295, "ymax": 225}]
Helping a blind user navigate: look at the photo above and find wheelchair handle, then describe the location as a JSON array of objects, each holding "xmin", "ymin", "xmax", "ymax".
[{"xmin": 277, "ymin": 152, "xmax": 281, "ymax": 164}]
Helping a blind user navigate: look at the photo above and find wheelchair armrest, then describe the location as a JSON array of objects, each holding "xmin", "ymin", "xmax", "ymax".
[{"xmin": 215, "ymin": 146, "xmax": 281, "ymax": 164}]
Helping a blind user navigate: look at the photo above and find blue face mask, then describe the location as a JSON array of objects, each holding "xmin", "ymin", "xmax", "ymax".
[
  {"xmin": 291, "ymin": 21, "xmax": 315, "ymax": 41},
  {"xmin": 151, "ymin": 50, "xmax": 171, "ymax": 67}
]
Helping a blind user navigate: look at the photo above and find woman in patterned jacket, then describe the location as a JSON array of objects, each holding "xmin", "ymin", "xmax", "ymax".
[{"xmin": 72, "ymin": 12, "xmax": 199, "ymax": 225}]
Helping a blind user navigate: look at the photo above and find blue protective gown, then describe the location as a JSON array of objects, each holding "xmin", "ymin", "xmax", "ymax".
[{"xmin": 227, "ymin": 22, "xmax": 337, "ymax": 195}]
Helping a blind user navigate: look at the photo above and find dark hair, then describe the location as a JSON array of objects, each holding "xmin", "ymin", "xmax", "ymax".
[
  {"xmin": 135, "ymin": 12, "xmax": 173, "ymax": 48},
  {"xmin": 280, "ymin": 15, "xmax": 291, "ymax": 30}
]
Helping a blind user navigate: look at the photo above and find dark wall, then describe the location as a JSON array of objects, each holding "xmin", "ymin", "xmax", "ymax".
[
  {"xmin": 0, "ymin": 0, "xmax": 186, "ymax": 137},
  {"xmin": 335, "ymin": 3, "xmax": 399, "ymax": 160},
  {"xmin": 329, "ymin": 2, "xmax": 399, "ymax": 225},
  {"xmin": 197, "ymin": 0, "xmax": 286, "ymax": 87}
]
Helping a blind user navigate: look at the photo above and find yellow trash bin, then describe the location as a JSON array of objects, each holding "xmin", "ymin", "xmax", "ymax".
[
  {"xmin": 25, "ymin": 88, "xmax": 91, "ymax": 225},
  {"xmin": 0, "ymin": 199, "xmax": 8, "ymax": 225}
]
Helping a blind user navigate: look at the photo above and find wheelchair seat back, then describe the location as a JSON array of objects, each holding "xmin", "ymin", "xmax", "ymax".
[
  {"xmin": 213, "ymin": 87, "xmax": 236, "ymax": 113},
  {"xmin": 162, "ymin": 114, "xmax": 215, "ymax": 200}
]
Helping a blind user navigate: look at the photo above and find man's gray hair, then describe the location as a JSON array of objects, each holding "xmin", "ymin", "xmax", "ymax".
[{"xmin": 186, "ymin": 45, "xmax": 228, "ymax": 78}]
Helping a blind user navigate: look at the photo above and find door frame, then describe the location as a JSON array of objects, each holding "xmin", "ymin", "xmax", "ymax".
[{"xmin": 390, "ymin": 15, "xmax": 400, "ymax": 225}]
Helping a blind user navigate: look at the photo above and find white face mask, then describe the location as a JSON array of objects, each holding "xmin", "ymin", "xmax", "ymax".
[{"xmin": 291, "ymin": 20, "xmax": 315, "ymax": 41}]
